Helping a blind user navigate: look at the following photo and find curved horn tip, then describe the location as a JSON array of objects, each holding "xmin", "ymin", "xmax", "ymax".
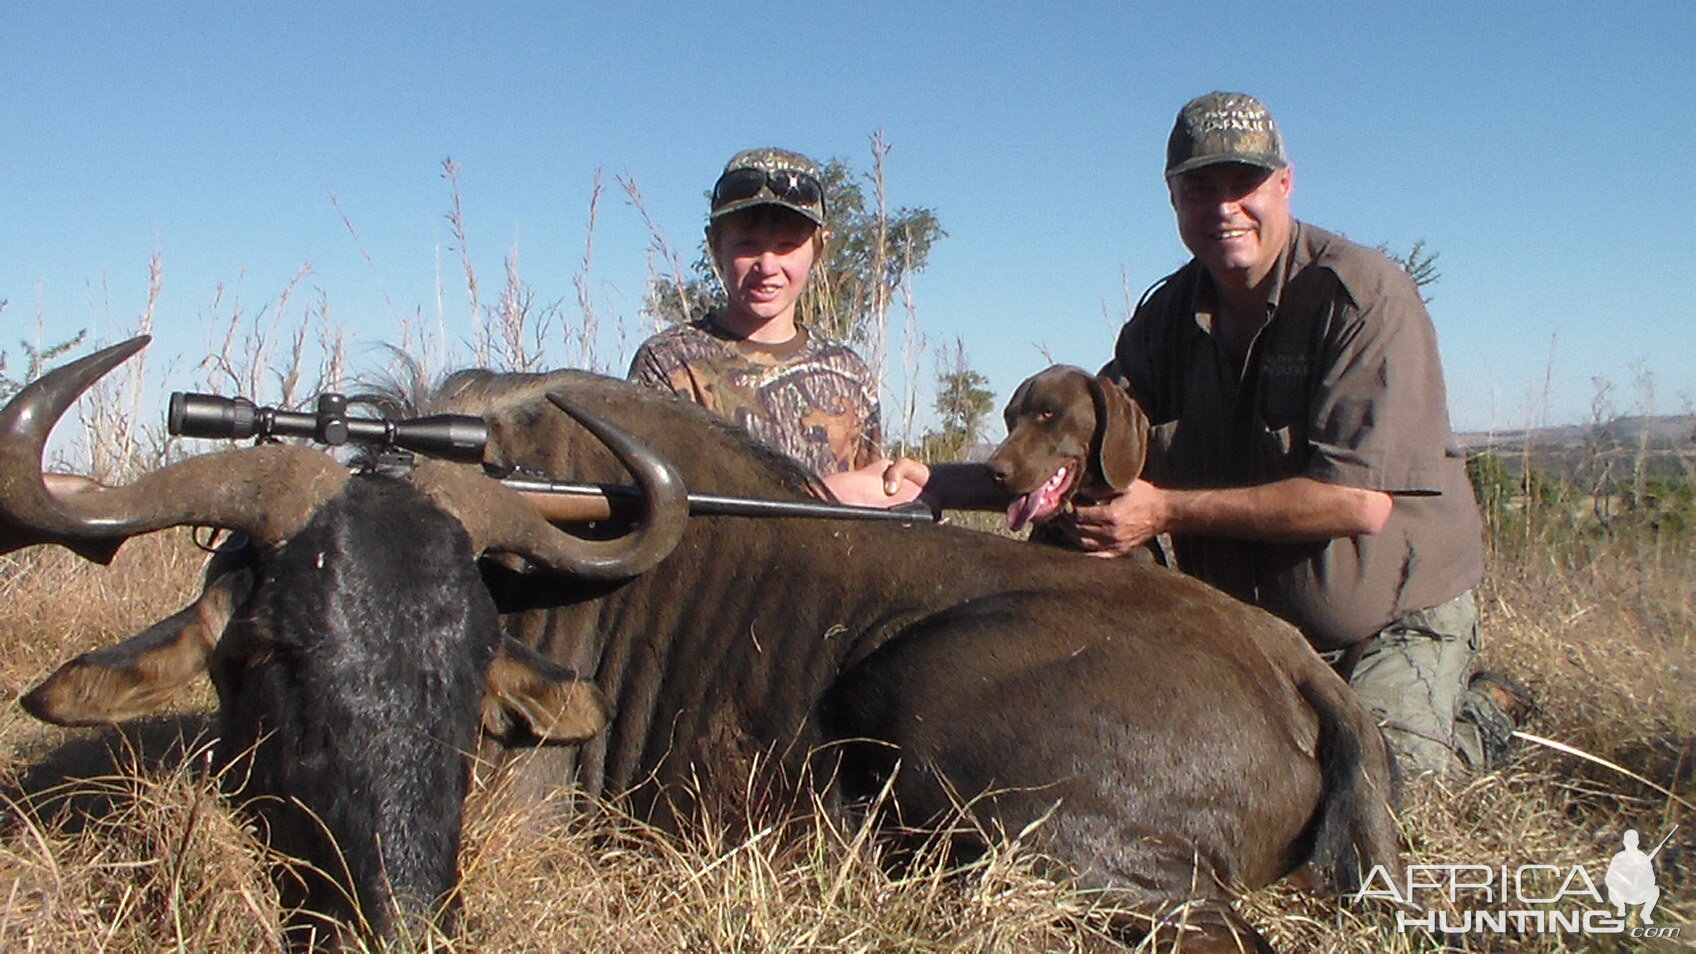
[
  {"xmin": 0, "ymin": 335, "xmax": 155, "ymax": 557},
  {"xmin": 2, "ymin": 335, "xmax": 153, "ymax": 430},
  {"xmin": 535, "ymin": 388, "xmax": 688, "ymax": 580},
  {"xmin": 60, "ymin": 336, "xmax": 152, "ymax": 381},
  {"xmin": 100, "ymin": 335, "xmax": 152, "ymax": 360}
]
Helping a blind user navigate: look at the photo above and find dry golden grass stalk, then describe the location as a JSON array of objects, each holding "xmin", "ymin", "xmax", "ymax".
[
  {"xmin": 568, "ymin": 170, "xmax": 607, "ymax": 372},
  {"xmin": 620, "ymin": 172, "xmax": 695, "ymax": 334},
  {"xmin": 0, "ymin": 735, "xmax": 282, "ymax": 952},
  {"xmin": 441, "ymin": 157, "xmax": 482, "ymax": 363}
]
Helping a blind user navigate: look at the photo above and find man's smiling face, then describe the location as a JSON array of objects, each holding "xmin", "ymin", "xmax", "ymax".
[{"xmin": 1169, "ymin": 161, "xmax": 1294, "ymax": 292}]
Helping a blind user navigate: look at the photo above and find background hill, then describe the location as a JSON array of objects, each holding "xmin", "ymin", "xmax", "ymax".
[{"xmin": 1460, "ymin": 413, "xmax": 1695, "ymax": 496}]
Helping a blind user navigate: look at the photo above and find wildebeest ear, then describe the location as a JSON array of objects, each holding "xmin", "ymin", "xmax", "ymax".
[
  {"xmin": 1088, "ymin": 376, "xmax": 1150, "ymax": 493},
  {"xmin": 21, "ymin": 595, "xmax": 233, "ymax": 727},
  {"xmin": 20, "ymin": 553, "xmax": 252, "ymax": 726},
  {"xmin": 481, "ymin": 637, "xmax": 609, "ymax": 746}
]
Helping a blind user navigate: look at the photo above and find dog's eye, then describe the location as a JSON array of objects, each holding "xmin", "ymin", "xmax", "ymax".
[{"xmin": 1034, "ymin": 410, "xmax": 1056, "ymax": 422}]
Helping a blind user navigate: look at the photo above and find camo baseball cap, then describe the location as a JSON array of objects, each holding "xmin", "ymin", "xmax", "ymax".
[
  {"xmin": 710, "ymin": 147, "xmax": 827, "ymax": 226},
  {"xmin": 1165, "ymin": 92, "xmax": 1288, "ymax": 179}
]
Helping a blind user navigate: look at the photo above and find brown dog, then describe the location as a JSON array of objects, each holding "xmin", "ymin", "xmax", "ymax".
[{"xmin": 987, "ymin": 365, "xmax": 1151, "ymax": 547}]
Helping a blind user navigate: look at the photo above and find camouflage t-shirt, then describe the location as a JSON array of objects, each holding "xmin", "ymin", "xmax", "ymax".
[{"xmin": 626, "ymin": 314, "xmax": 883, "ymax": 475}]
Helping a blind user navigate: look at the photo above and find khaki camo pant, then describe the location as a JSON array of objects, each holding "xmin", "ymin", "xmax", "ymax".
[{"xmin": 1340, "ymin": 590, "xmax": 1512, "ymax": 776}]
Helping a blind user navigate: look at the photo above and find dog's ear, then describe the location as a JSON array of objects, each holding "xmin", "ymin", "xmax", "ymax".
[{"xmin": 1088, "ymin": 376, "xmax": 1150, "ymax": 493}]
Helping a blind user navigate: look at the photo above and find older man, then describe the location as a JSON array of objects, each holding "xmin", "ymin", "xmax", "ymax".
[
  {"xmin": 1094, "ymin": 91, "xmax": 1509, "ymax": 774},
  {"xmin": 895, "ymin": 92, "xmax": 1510, "ymax": 775}
]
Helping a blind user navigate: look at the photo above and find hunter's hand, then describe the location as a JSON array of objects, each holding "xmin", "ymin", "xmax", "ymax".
[{"xmin": 1067, "ymin": 479, "xmax": 1168, "ymax": 558}]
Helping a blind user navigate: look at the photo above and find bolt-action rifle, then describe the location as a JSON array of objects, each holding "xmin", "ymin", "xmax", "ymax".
[{"xmin": 166, "ymin": 391, "xmax": 935, "ymax": 524}]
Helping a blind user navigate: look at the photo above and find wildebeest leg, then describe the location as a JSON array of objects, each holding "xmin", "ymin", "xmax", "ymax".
[
  {"xmin": 824, "ymin": 742, "xmax": 1279, "ymax": 952},
  {"xmin": 1123, "ymin": 905, "xmax": 1275, "ymax": 954},
  {"xmin": 823, "ymin": 602, "xmax": 1318, "ymax": 953},
  {"xmin": 1042, "ymin": 811, "xmax": 1278, "ymax": 952}
]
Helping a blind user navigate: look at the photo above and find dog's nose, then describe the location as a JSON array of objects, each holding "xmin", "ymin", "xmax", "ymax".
[{"xmin": 987, "ymin": 456, "xmax": 1014, "ymax": 486}]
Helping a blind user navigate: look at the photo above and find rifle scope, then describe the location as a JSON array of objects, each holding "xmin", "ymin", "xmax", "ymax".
[{"xmin": 168, "ymin": 392, "xmax": 489, "ymax": 463}]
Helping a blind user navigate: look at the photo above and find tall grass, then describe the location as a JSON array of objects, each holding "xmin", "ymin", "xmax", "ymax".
[{"xmin": 3, "ymin": 507, "xmax": 1689, "ymax": 950}]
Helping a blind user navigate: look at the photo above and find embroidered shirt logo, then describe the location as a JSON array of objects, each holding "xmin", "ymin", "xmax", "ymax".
[{"xmin": 1260, "ymin": 354, "xmax": 1310, "ymax": 378}]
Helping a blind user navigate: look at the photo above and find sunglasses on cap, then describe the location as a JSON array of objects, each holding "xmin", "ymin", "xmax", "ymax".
[{"xmin": 710, "ymin": 166, "xmax": 825, "ymax": 215}]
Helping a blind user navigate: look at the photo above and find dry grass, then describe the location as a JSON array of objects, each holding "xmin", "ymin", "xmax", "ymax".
[
  {"xmin": 1, "ymin": 517, "xmax": 1691, "ymax": 952},
  {"xmin": 446, "ymin": 770, "xmax": 1124, "ymax": 954},
  {"xmin": 0, "ymin": 532, "xmax": 205, "ymax": 702},
  {"xmin": 0, "ymin": 733, "xmax": 281, "ymax": 953}
]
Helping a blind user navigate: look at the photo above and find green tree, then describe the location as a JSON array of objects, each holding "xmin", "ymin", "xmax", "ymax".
[
  {"xmin": 643, "ymin": 156, "xmax": 945, "ymax": 347},
  {"xmin": 1466, "ymin": 450, "xmax": 1514, "ymax": 516},
  {"xmin": 1379, "ymin": 239, "xmax": 1441, "ymax": 303},
  {"xmin": 0, "ymin": 324, "xmax": 87, "ymax": 401},
  {"xmin": 1624, "ymin": 473, "xmax": 1696, "ymax": 536},
  {"xmin": 919, "ymin": 338, "xmax": 995, "ymax": 460}
]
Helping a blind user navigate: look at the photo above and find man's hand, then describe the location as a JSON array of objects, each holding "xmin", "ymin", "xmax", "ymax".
[
  {"xmin": 1067, "ymin": 479, "xmax": 1169, "ymax": 557},
  {"xmin": 1068, "ymin": 476, "xmax": 1392, "ymax": 556}
]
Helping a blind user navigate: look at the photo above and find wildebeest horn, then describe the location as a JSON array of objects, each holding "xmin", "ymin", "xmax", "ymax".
[
  {"xmin": 0, "ymin": 336, "xmax": 350, "ymax": 559},
  {"xmin": 4, "ymin": 337, "xmax": 686, "ymax": 579},
  {"xmin": 409, "ymin": 391, "xmax": 688, "ymax": 580}
]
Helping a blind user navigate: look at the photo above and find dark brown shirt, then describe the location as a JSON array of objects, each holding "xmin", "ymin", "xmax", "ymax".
[
  {"xmin": 1108, "ymin": 221, "xmax": 1483, "ymax": 650},
  {"xmin": 627, "ymin": 314, "xmax": 883, "ymax": 476}
]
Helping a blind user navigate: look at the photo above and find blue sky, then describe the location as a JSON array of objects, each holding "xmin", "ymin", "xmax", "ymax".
[{"xmin": 4, "ymin": 2, "xmax": 1693, "ymax": 439}]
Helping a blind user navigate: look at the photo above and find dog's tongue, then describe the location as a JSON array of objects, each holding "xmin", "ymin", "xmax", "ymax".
[{"xmin": 1006, "ymin": 466, "xmax": 1071, "ymax": 532}]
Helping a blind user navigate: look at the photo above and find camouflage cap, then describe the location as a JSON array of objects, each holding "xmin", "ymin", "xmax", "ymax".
[
  {"xmin": 710, "ymin": 147, "xmax": 827, "ymax": 226},
  {"xmin": 1165, "ymin": 92, "xmax": 1288, "ymax": 179}
]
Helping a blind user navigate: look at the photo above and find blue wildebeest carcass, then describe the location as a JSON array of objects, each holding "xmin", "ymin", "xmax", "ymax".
[
  {"xmin": 1, "ymin": 338, "xmax": 687, "ymax": 949},
  {"xmin": 7, "ymin": 339, "xmax": 1399, "ymax": 953}
]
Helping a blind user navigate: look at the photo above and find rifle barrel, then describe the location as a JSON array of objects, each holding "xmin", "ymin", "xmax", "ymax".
[
  {"xmin": 500, "ymin": 477, "xmax": 935, "ymax": 523},
  {"xmin": 1647, "ymin": 824, "xmax": 1679, "ymax": 861}
]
